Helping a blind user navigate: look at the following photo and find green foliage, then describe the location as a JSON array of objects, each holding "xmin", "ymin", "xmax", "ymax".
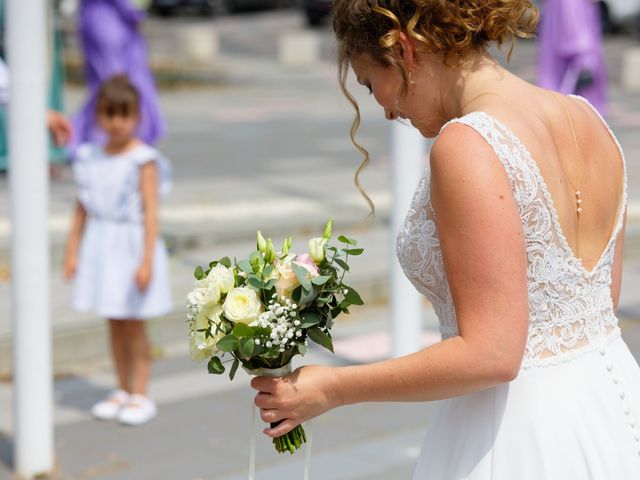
[
  {"xmin": 307, "ymin": 327, "xmax": 334, "ymax": 353},
  {"xmin": 337, "ymin": 235, "xmax": 357, "ymax": 245},
  {"xmin": 240, "ymin": 337, "xmax": 255, "ymax": 358},
  {"xmin": 194, "ymin": 266, "xmax": 205, "ymax": 280},
  {"xmin": 229, "ymin": 358, "xmax": 240, "ymax": 380},
  {"xmin": 232, "ymin": 323, "xmax": 254, "ymax": 337},
  {"xmin": 343, "ymin": 287, "xmax": 364, "ymax": 306},
  {"xmin": 311, "ymin": 275, "xmax": 331, "ymax": 286},
  {"xmin": 207, "ymin": 356, "xmax": 225, "ymax": 374},
  {"xmin": 216, "ymin": 335, "xmax": 238, "ymax": 352},
  {"xmin": 299, "ymin": 311, "xmax": 321, "ymax": 329},
  {"xmin": 334, "ymin": 258, "xmax": 349, "ymax": 271},
  {"xmin": 291, "ymin": 263, "xmax": 312, "ymax": 291}
]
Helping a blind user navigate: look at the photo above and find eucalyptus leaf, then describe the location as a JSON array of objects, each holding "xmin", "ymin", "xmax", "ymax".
[
  {"xmin": 229, "ymin": 358, "xmax": 240, "ymax": 380},
  {"xmin": 311, "ymin": 275, "xmax": 331, "ymax": 286},
  {"xmin": 216, "ymin": 335, "xmax": 238, "ymax": 352},
  {"xmin": 307, "ymin": 327, "xmax": 334, "ymax": 353},
  {"xmin": 194, "ymin": 266, "xmax": 205, "ymax": 280},
  {"xmin": 334, "ymin": 258, "xmax": 350, "ymax": 271},
  {"xmin": 264, "ymin": 278, "xmax": 278, "ymax": 290},
  {"xmin": 247, "ymin": 276, "xmax": 264, "ymax": 290},
  {"xmin": 344, "ymin": 287, "xmax": 364, "ymax": 305},
  {"xmin": 207, "ymin": 356, "xmax": 225, "ymax": 374},
  {"xmin": 337, "ymin": 235, "xmax": 357, "ymax": 245},
  {"xmin": 300, "ymin": 286, "xmax": 318, "ymax": 306},
  {"xmin": 343, "ymin": 248, "xmax": 364, "ymax": 256},
  {"xmin": 299, "ymin": 311, "xmax": 321, "ymax": 328},
  {"xmin": 291, "ymin": 263, "xmax": 312, "ymax": 291},
  {"xmin": 233, "ymin": 323, "xmax": 254, "ymax": 337},
  {"xmin": 240, "ymin": 337, "xmax": 255, "ymax": 358},
  {"xmin": 219, "ymin": 257, "xmax": 232, "ymax": 268},
  {"xmin": 297, "ymin": 342, "xmax": 308, "ymax": 356},
  {"xmin": 237, "ymin": 260, "xmax": 253, "ymax": 274}
]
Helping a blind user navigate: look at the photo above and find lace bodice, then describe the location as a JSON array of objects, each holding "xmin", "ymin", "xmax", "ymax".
[{"xmin": 396, "ymin": 97, "xmax": 627, "ymax": 367}]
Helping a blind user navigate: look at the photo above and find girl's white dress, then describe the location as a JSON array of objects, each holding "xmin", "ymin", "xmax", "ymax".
[
  {"xmin": 72, "ymin": 142, "xmax": 173, "ymax": 320},
  {"xmin": 397, "ymin": 96, "xmax": 640, "ymax": 479}
]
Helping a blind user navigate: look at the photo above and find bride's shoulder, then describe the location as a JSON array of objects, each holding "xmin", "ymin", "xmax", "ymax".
[{"xmin": 431, "ymin": 119, "xmax": 498, "ymax": 174}]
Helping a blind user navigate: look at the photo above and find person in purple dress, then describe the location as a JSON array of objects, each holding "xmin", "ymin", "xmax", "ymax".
[
  {"xmin": 71, "ymin": 0, "xmax": 165, "ymax": 153},
  {"xmin": 537, "ymin": 0, "xmax": 607, "ymax": 114}
]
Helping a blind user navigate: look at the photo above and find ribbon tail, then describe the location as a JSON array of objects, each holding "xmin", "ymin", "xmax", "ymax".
[
  {"xmin": 303, "ymin": 421, "xmax": 312, "ymax": 480},
  {"xmin": 249, "ymin": 402, "xmax": 256, "ymax": 480}
]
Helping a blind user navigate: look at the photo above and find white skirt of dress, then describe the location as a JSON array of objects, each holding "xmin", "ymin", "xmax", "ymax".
[
  {"xmin": 72, "ymin": 218, "xmax": 173, "ymax": 319},
  {"xmin": 413, "ymin": 329, "xmax": 640, "ymax": 479}
]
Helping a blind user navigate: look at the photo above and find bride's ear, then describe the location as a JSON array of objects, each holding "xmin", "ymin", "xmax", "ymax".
[{"xmin": 397, "ymin": 32, "xmax": 416, "ymax": 71}]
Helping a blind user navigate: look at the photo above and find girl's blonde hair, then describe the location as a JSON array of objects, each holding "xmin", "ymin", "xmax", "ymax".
[{"xmin": 332, "ymin": 0, "xmax": 539, "ymax": 213}]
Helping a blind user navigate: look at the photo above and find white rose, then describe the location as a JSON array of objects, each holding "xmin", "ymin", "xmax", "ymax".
[
  {"xmin": 206, "ymin": 264, "xmax": 235, "ymax": 294},
  {"xmin": 190, "ymin": 303, "xmax": 225, "ymax": 361},
  {"xmin": 274, "ymin": 260, "xmax": 300, "ymax": 299},
  {"xmin": 223, "ymin": 287, "xmax": 263, "ymax": 324},
  {"xmin": 187, "ymin": 282, "xmax": 221, "ymax": 308},
  {"xmin": 308, "ymin": 237, "xmax": 327, "ymax": 263}
]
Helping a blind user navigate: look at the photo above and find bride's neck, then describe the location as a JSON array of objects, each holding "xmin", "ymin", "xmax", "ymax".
[{"xmin": 440, "ymin": 52, "xmax": 514, "ymax": 119}]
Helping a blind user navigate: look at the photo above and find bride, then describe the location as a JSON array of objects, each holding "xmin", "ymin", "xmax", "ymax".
[{"xmin": 251, "ymin": 1, "xmax": 640, "ymax": 477}]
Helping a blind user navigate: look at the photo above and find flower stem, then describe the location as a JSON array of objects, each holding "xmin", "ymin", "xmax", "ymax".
[{"xmin": 271, "ymin": 423, "xmax": 307, "ymax": 454}]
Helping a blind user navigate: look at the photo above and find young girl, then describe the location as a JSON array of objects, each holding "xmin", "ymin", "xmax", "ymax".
[{"xmin": 64, "ymin": 74, "xmax": 173, "ymax": 426}]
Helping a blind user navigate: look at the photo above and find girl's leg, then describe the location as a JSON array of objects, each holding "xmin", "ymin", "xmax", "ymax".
[
  {"xmin": 108, "ymin": 319, "xmax": 130, "ymax": 392},
  {"xmin": 124, "ymin": 319, "xmax": 152, "ymax": 396}
]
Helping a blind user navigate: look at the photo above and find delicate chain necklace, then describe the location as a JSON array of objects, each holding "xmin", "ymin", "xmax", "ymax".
[{"xmin": 460, "ymin": 90, "xmax": 584, "ymax": 256}]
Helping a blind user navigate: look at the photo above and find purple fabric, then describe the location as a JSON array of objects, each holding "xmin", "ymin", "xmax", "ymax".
[
  {"xmin": 537, "ymin": 0, "xmax": 607, "ymax": 114},
  {"xmin": 70, "ymin": 0, "xmax": 166, "ymax": 153}
]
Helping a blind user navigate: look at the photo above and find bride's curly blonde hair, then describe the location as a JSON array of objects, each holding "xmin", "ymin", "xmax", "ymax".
[{"xmin": 333, "ymin": 0, "xmax": 539, "ymax": 214}]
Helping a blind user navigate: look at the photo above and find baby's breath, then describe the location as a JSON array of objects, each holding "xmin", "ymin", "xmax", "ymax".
[{"xmin": 256, "ymin": 295, "xmax": 302, "ymax": 353}]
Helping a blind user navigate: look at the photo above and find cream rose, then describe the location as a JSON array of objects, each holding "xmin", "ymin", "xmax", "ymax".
[
  {"xmin": 274, "ymin": 260, "xmax": 300, "ymax": 299},
  {"xmin": 206, "ymin": 264, "xmax": 235, "ymax": 294},
  {"xmin": 223, "ymin": 287, "xmax": 263, "ymax": 324},
  {"xmin": 190, "ymin": 303, "xmax": 225, "ymax": 361},
  {"xmin": 187, "ymin": 282, "xmax": 221, "ymax": 309}
]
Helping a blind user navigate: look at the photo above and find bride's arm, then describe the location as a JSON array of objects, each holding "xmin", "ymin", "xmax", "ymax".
[{"xmin": 252, "ymin": 124, "xmax": 529, "ymax": 437}]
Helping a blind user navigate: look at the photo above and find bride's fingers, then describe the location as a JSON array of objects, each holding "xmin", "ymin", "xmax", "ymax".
[
  {"xmin": 254, "ymin": 391, "xmax": 278, "ymax": 409},
  {"xmin": 263, "ymin": 418, "xmax": 299, "ymax": 438},
  {"xmin": 259, "ymin": 407, "xmax": 284, "ymax": 423}
]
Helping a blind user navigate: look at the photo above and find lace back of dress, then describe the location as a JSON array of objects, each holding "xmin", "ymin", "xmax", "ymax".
[{"xmin": 397, "ymin": 107, "xmax": 626, "ymax": 368}]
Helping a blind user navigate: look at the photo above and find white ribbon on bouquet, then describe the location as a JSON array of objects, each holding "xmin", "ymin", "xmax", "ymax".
[{"xmin": 247, "ymin": 363, "xmax": 312, "ymax": 480}]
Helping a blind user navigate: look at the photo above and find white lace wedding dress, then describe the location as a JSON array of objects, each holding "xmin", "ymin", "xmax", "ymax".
[{"xmin": 397, "ymin": 96, "xmax": 640, "ymax": 479}]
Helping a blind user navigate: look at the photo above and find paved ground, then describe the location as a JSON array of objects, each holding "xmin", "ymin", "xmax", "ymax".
[{"xmin": 2, "ymin": 8, "xmax": 640, "ymax": 479}]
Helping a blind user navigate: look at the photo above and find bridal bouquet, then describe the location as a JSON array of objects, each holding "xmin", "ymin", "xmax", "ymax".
[{"xmin": 185, "ymin": 220, "xmax": 364, "ymax": 454}]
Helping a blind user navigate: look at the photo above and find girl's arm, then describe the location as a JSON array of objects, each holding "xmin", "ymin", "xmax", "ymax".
[
  {"xmin": 252, "ymin": 124, "xmax": 530, "ymax": 437},
  {"xmin": 136, "ymin": 161, "xmax": 159, "ymax": 291},
  {"xmin": 64, "ymin": 201, "xmax": 87, "ymax": 280}
]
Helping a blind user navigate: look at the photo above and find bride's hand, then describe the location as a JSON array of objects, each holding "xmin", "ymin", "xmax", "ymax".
[{"xmin": 251, "ymin": 365, "xmax": 339, "ymax": 438}]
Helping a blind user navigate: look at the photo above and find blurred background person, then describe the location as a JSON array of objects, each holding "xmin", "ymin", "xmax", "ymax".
[
  {"xmin": 70, "ymin": 0, "xmax": 166, "ymax": 155},
  {"xmin": 0, "ymin": 0, "xmax": 70, "ymax": 170},
  {"xmin": 537, "ymin": 0, "xmax": 608, "ymax": 114}
]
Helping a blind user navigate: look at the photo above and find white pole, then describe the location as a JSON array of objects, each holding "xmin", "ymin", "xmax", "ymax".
[
  {"xmin": 390, "ymin": 122, "xmax": 428, "ymax": 357},
  {"xmin": 7, "ymin": 0, "xmax": 54, "ymax": 477}
]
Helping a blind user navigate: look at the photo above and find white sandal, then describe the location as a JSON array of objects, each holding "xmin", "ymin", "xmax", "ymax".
[
  {"xmin": 91, "ymin": 389, "xmax": 130, "ymax": 420},
  {"xmin": 118, "ymin": 394, "xmax": 157, "ymax": 426}
]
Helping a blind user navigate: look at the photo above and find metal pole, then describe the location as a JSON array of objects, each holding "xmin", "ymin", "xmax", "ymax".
[
  {"xmin": 7, "ymin": 0, "xmax": 54, "ymax": 476},
  {"xmin": 390, "ymin": 122, "xmax": 428, "ymax": 357}
]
